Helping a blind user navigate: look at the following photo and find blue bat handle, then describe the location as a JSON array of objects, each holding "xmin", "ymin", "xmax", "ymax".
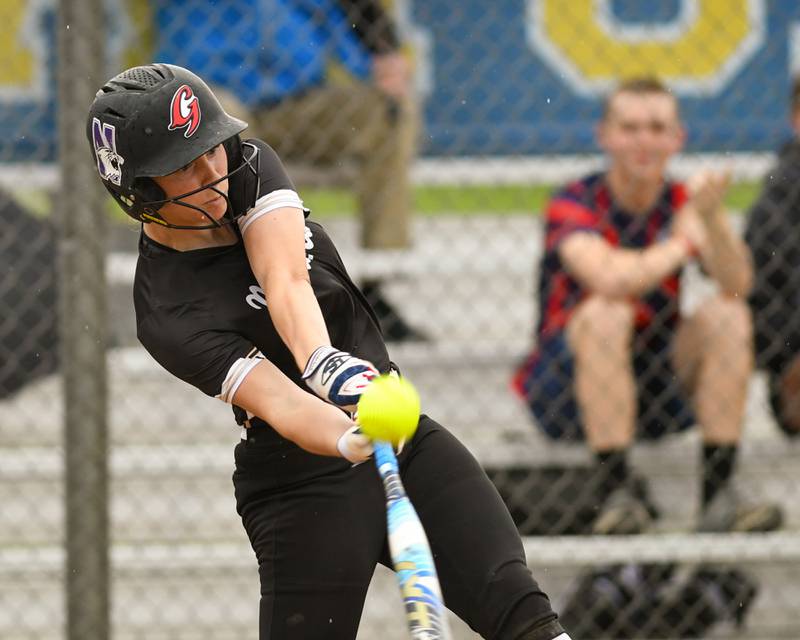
[
  {"xmin": 374, "ymin": 442, "xmax": 452, "ymax": 639},
  {"xmin": 374, "ymin": 441, "xmax": 401, "ymax": 486}
]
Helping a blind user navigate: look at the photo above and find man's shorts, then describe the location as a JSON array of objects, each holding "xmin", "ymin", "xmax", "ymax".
[{"xmin": 513, "ymin": 330, "xmax": 695, "ymax": 440}]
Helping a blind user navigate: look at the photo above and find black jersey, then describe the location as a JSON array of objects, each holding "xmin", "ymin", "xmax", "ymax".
[{"xmin": 133, "ymin": 138, "xmax": 390, "ymax": 431}]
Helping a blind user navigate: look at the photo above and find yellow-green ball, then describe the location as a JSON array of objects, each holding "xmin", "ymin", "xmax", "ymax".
[{"xmin": 357, "ymin": 374, "xmax": 420, "ymax": 445}]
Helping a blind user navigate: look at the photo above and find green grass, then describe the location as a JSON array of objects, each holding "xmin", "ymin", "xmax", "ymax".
[
  {"xmin": 14, "ymin": 181, "xmax": 763, "ymax": 223},
  {"xmin": 300, "ymin": 184, "xmax": 553, "ymax": 218},
  {"xmin": 725, "ymin": 181, "xmax": 760, "ymax": 212},
  {"xmin": 300, "ymin": 181, "xmax": 761, "ymax": 218}
]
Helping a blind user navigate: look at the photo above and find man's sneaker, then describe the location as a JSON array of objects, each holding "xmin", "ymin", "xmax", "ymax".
[
  {"xmin": 697, "ymin": 485, "xmax": 784, "ymax": 532},
  {"xmin": 593, "ymin": 483, "xmax": 654, "ymax": 535}
]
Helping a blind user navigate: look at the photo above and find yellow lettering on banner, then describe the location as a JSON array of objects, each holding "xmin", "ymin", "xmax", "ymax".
[
  {"xmin": 0, "ymin": 0, "xmax": 34, "ymax": 88},
  {"xmin": 528, "ymin": 0, "xmax": 766, "ymax": 94},
  {"xmin": 0, "ymin": 0, "xmax": 149, "ymax": 99}
]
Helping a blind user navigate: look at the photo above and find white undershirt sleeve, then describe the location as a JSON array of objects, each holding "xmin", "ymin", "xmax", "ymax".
[
  {"xmin": 216, "ymin": 347, "xmax": 266, "ymax": 404},
  {"xmin": 237, "ymin": 189, "xmax": 304, "ymax": 235}
]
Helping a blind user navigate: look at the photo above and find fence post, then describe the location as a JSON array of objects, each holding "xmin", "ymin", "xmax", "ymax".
[{"xmin": 57, "ymin": 0, "xmax": 110, "ymax": 638}]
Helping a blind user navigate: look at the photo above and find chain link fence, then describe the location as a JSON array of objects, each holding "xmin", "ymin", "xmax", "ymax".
[{"xmin": 1, "ymin": 0, "xmax": 799, "ymax": 638}]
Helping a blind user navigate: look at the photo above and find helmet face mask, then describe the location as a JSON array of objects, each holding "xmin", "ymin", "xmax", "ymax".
[
  {"xmin": 87, "ymin": 63, "xmax": 253, "ymax": 229},
  {"xmin": 138, "ymin": 141, "xmax": 260, "ymax": 230}
]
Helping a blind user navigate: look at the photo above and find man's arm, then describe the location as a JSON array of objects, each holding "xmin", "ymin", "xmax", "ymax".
[
  {"xmin": 338, "ymin": 0, "xmax": 400, "ymax": 53},
  {"xmin": 338, "ymin": 0, "xmax": 409, "ymax": 99},
  {"xmin": 559, "ymin": 232, "xmax": 692, "ymax": 299},
  {"xmin": 686, "ymin": 170, "xmax": 753, "ymax": 298}
]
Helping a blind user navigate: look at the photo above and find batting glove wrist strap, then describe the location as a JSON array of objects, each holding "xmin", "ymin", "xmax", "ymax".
[
  {"xmin": 336, "ymin": 426, "xmax": 374, "ymax": 464},
  {"xmin": 302, "ymin": 345, "xmax": 378, "ymax": 409}
]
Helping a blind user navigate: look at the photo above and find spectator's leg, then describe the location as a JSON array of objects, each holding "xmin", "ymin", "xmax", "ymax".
[
  {"xmin": 673, "ymin": 295, "xmax": 752, "ymax": 444},
  {"xmin": 675, "ymin": 296, "xmax": 781, "ymax": 531},
  {"xmin": 345, "ymin": 88, "xmax": 423, "ymax": 341},
  {"xmin": 567, "ymin": 296, "xmax": 636, "ymax": 450},
  {"xmin": 247, "ymin": 84, "xmax": 416, "ymax": 230},
  {"xmin": 356, "ymin": 93, "xmax": 417, "ymax": 251},
  {"xmin": 568, "ymin": 296, "xmax": 651, "ymax": 534}
]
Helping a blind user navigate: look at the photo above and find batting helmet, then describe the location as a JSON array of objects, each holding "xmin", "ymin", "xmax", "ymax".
[{"xmin": 86, "ymin": 63, "xmax": 252, "ymax": 228}]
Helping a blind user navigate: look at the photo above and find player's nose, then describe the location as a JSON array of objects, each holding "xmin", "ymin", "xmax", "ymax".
[{"xmin": 196, "ymin": 155, "xmax": 224, "ymax": 185}]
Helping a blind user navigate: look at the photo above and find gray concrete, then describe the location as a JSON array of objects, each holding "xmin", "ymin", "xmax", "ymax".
[{"xmin": 2, "ymin": 215, "xmax": 799, "ymax": 639}]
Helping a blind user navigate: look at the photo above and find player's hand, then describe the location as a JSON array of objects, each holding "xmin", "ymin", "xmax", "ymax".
[
  {"xmin": 336, "ymin": 425, "xmax": 374, "ymax": 464},
  {"xmin": 302, "ymin": 346, "xmax": 378, "ymax": 411},
  {"xmin": 687, "ymin": 169, "xmax": 730, "ymax": 221},
  {"xmin": 337, "ymin": 422, "xmax": 406, "ymax": 464}
]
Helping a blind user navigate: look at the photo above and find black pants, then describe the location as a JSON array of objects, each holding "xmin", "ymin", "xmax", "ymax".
[{"xmin": 233, "ymin": 416, "xmax": 559, "ymax": 639}]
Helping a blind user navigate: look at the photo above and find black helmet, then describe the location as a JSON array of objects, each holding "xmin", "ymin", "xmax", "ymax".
[{"xmin": 86, "ymin": 63, "xmax": 254, "ymax": 228}]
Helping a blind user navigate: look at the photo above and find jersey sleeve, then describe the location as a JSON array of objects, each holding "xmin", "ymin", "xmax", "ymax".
[
  {"xmin": 138, "ymin": 306, "xmax": 261, "ymax": 402},
  {"xmin": 543, "ymin": 189, "xmax": 601, "ymax": 252},
  {"xmin": 237, "ymin": 139, "xmax": 306, "ymax": 235}
]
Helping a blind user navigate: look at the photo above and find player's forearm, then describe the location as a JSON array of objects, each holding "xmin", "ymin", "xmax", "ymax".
[
  {"xmin": 276, "ymin": 400, "xmax": 353, "ymax": 458},
  {"xmin": 233, "ymin": 361, "xmax": 352, "ymax": 458},
  {"xmin": 592, "ymin": 239, "xmax": 689, "ymax": 297},
  {"xmin": 268, "ymin": 276, "xmax": 331, "ymax": 371},
  {"xmin": 701, "ymin": 211, "xmax": 753, "ymax": 298}
]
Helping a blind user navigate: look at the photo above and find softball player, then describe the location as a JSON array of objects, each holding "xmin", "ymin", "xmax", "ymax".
[{"xmin": 86, "ymin": 63, "xmax": 571, "ymax": 640}]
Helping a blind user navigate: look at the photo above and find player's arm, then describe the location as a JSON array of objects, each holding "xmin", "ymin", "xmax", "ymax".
[
  {"xmin": 239, "ymin": 143, "xmax": 378, "ymax": 410},
  {"xmin": 241, "ymin": 205, "xmax": 377, "ymax": 409},
  {"xmin": 242, "ymin": 205, "xmax": 330, "ymax": 369},
  {"xmin": 559, "ymin": 231, "xmax": 691, "ymax": 298},
  {"xmin": 684, "ymin": 170, "xmax": 753, "ymax": 298},
  {"xmin": 232, "ymin": 358, "xmax": 373, "ymax": 462}
]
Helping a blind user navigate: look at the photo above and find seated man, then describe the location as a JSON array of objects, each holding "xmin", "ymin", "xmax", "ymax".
[
  {"xmin": 513, "ymin": 77, "xmax": 782, "ymax": 535},
  {"xmin": 745, "ymin": 74, "xmax": 800, "ymax": 438}
]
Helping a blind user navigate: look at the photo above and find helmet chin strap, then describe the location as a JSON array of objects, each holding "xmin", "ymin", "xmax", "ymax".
[{"xmin": 143, "ymin": 185, "xmax": 233, "ymax": 230}]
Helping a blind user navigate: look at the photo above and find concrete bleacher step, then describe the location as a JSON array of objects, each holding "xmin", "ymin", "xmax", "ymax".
[
  {"xmin": 2, "ymin": 347, "xmax": 799, "ymax": 540},
  {"xmin": 3, "ymin": 206, "xmax": 799, "ymax": 637},
  {"xmin": 2, "ymin": 537, "xmax": 800, "ymax": 639},
  {"xmin": 0, "ymin": 546, "xmax": 480, "ymax": 640}
]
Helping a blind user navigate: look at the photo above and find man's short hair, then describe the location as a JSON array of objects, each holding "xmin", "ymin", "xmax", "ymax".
[
  {"xmin": 602, "ymin": 76, "xmax": 680, "ymax": 120},
  {"xmin": 791, "ymin": 75, "xmax": 800, "ymax": 114}
]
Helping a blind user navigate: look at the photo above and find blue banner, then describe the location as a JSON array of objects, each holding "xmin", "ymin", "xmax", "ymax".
[
  {"xmin": 3, "ymin": 0, "xmax": 800, "ymax": 163},
  {"xmin": 410, "ymin": 0, "xmax": 800, "ymax": 154}
]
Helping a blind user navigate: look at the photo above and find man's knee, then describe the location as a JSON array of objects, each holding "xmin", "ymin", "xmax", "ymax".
[
  {"xmin": 694, "ymin": 295, "xmax": 753, "ymax": 350},
  {"xmin": 568, "ymin": 296, "xmax": 635, "ymax": 355}
]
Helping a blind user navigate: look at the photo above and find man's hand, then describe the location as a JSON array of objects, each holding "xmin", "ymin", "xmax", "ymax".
[
  {"xmin": 672, "ymin": 206, "xmax": 708, "ymax": 258},
  {"xmin": 687, "ymin": 169, "xmax": 730, "ymax": 221},
  {"xmin": 302, "ymin": 346, "xmax": 378, "ymax": 411},
  {"xmin": 372, "ymin": 52, "xmax": 410, "ymax": 100}
]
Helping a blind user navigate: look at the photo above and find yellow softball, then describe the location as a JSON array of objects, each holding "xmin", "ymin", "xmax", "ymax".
[{"xmin": 357, "ymin": 374, "xmax": 420, "ymax": 445}]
